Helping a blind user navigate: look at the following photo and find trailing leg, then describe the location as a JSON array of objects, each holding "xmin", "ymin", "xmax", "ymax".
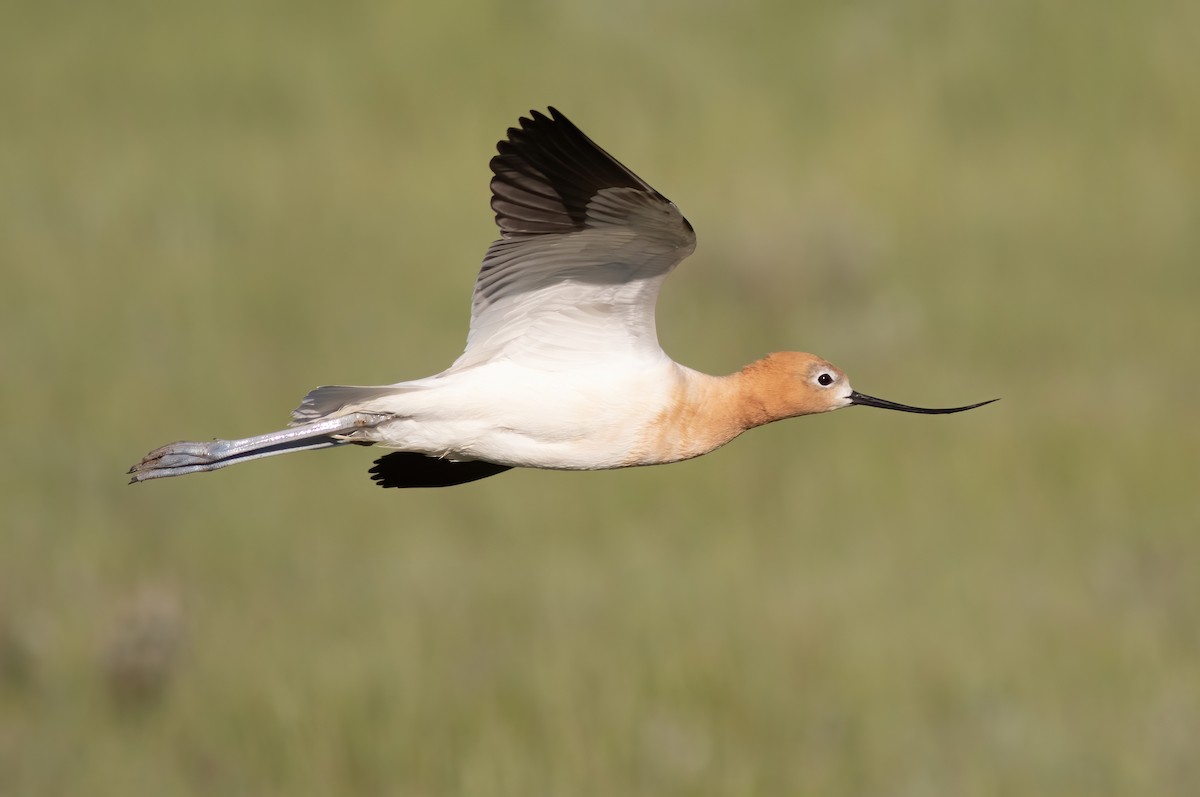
[{"xmin": 128, "ymin": 412, "xmax": 388, "ymax": 483}]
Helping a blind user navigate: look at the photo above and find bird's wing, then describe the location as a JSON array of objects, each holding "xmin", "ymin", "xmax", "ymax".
[{"xmin": 450, "ymin": 108, "xmax": 696, "ymax": 371}]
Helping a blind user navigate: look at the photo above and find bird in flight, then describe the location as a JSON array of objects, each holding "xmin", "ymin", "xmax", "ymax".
[{"xmin": 129, "ymin": 108, "xmax": 995, "ymax": 489}]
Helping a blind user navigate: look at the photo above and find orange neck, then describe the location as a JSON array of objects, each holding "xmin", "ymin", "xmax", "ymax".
[{"xmin": 632, "ymin": 355, "xmax": 823, "ymax": 465}]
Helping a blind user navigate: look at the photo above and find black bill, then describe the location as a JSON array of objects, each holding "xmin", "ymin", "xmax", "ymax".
[{"xmin": 849, "ymin": 391, "xmax": 998, "ymax": 415}]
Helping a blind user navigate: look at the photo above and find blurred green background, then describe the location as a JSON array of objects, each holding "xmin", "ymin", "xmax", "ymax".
[{"xmin": 3, "ymin": 0, "xmax": 1198, "ymax": 794}]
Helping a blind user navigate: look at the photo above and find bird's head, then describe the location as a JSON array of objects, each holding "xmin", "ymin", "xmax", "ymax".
[{"xmin": 742, "ymin": 352, "xmax": 997, "ymax": 424}]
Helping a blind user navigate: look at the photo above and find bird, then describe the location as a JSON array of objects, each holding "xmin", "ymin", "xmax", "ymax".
[{"xmin": 129, "ymin": 107, "xmax": 996, "ymax": 489}]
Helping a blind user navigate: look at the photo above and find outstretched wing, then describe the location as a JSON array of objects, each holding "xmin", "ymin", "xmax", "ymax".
[{"xmin": 450, "ymin": 108, "xmax": 696, "ymax": 371}]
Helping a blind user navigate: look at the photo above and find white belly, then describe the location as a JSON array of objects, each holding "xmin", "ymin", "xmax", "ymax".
[{"xmin": 358, "ymin": 359, "xmax": 684, "ymax": 470}]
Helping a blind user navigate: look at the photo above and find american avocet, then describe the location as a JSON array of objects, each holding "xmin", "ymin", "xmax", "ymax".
[{"xmin": 129, "ymin": 108, "xmax": 995, "ymax": 489}]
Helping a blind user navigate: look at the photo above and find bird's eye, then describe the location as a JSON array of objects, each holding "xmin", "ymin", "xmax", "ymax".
[{"xmin": 817, "ymin": 372, "xmax": 834, "ymax": 386}]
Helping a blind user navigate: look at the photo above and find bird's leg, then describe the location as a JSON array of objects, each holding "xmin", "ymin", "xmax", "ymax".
[{"xmin": 128, "ymin": 412, "xmax": 388, "ymax": 483}]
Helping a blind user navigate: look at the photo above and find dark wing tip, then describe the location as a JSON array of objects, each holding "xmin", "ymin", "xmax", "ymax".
[
  {"xmin": 489, "ymin": 107, "xmax": 666, "ymax": 236},
  {"xmin": 368, "ymin": 452, "xmax": 512, "ymax": 489}
]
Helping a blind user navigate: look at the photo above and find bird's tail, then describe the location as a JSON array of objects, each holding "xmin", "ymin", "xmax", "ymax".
[{"xmin": 290, "ymin": 385, "xmax": 413, "ymax": 425}]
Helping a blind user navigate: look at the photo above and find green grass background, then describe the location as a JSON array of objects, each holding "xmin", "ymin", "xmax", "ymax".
[{"xmin": 3, "ymin": 0, "xmax": 1198, "ymax": 794}]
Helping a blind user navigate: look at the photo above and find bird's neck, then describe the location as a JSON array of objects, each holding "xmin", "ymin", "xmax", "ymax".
[{"xmin": 632, "ymin": 358, "xmax": 809, "ymax": 465}]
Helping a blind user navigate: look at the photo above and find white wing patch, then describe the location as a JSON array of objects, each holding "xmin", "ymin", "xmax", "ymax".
[{"xmin": 455, "ymin": 192, "xmax": 694, "ymax": 370}]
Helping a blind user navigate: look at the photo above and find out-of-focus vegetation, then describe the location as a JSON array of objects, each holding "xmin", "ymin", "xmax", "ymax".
[{"xmin": 3, "ymin": 0, "xmax": 1198, "ymax": 794}]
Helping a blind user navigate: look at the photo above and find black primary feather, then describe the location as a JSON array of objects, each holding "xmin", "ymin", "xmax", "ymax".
[
  {"xmin": 368, "ymin": 452, "xmax": 512, "ymax": 489},
  {"xmin": 489, "ymin": 107, "xmax": 676, "ymax": 237}
]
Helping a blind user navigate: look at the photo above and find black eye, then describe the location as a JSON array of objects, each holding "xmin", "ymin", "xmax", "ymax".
[{"xmin": 817, "ymin": 373, "xmax": 834, "ymax": 386}]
